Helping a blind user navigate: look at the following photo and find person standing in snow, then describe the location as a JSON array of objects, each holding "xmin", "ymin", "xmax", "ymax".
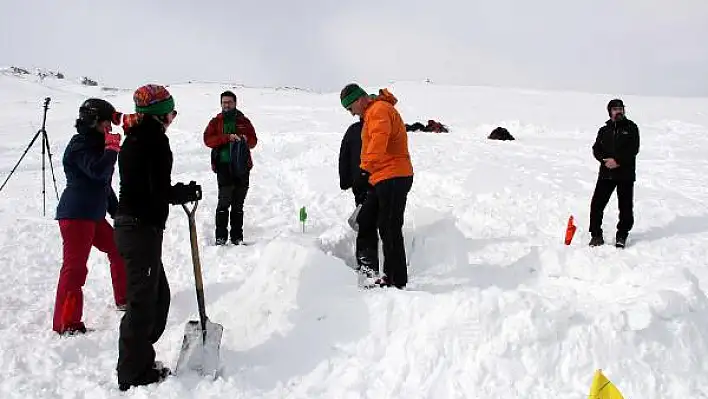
[
  {"xmin": 203, "ymin": 90, "xmax": 258, "ymax": 245},
  {"xmin": 340, "ymin": 84, "xmax": 414, "ymax": 289},
  {"xmin": 114, "ymin": 84, "xmax": 199, "ymax": 391},
  {"xmin": 338, "ymin": 119, "xmax": 379, "ymax": 276},
  {"xmin": 588, "ymin": 98, "xmax": 640, "ymax": 248},
  {"xmin": 52, "ymin": 98, "xmax": 127, "ymax": 336}
]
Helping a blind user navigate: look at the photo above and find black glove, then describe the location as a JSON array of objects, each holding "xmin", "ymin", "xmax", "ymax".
[
  {"xmin": 170, "ymin": 181, "xmax": 202, "ymax": 205},
  {"xmin": 353, "ymin": 169, "xmax": 371, "ymax": 192},
  {"xmin": 354, "ymin": 189, "xmax": 368, "ymax": 206}
]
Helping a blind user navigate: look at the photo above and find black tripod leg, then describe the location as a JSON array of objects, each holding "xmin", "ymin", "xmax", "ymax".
[
  {"xmin": 0, "ymin": 130, "xmax": 41, "ymax": 193},
  {"xmin": 42, "ymin": 132, "xmax": 46, "ymax": 216},
  {"xmin": 43, "ymin": 130, "xmax": 59, "ymax": 200}
]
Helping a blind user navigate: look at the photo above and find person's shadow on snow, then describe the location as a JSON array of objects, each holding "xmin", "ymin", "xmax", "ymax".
[{"xmin": 629, "ymin": 214, "xmax": 708, "ymax": 244}]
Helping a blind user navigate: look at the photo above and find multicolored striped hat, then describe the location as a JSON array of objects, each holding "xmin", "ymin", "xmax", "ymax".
[{"xmin": 133, "ymin": 84, "xmax": 175, "ymax": 115}]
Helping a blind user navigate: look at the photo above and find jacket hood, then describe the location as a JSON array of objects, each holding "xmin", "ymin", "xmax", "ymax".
[{"xmin": 372, "ymin": 88, "xmax": 398, "ymax": 106}]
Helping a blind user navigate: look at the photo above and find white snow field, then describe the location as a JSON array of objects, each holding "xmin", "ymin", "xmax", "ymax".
[{"xmin": 1, "ymin": 69, "xmax": 708, "ymax": 398}]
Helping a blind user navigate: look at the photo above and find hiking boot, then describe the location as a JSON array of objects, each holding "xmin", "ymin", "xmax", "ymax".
[
  {"xmin": 589, "ymin": 236, "xmax": 604, "ymax": 247},
  {"xmin": 615, "ymin": 234, "xmax": 628, "ymax": 248},
  {"xmin": 373, "ymin": 276, "xmax": 405, "ymax": 289},
  {"xmin": 357, "ymin": 266, "xmax": 378, "ymax": 288},
  {"xmin": 57, "ymin": 322, "xmax": 87, "ymax": 337},
  {"xmin": 116, "ymin": 303, "xmax": 128, "ymax": 312},
  {"xmin": 118, "ymin": 362, "xmax": 171, "ymax": 391},
  {"xmin": 375, "ymin": 276, "xmax": 392, "ymax": 287},
  {"xmin": 215, "ymin": 237, "xmax": 227, "ymax": 246}
]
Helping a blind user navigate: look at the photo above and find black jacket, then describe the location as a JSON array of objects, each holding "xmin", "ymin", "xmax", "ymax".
[
  {"xmin": 338, "ymin": 120, "xmax": 371, "ymax": 204},
  {"xmin": 116, "ymin": 117, "xmax": 176, "ymax": 230},
  {"xmin": 339, "ymin": 121, "xmax": 363, "ymax": 191},
  {"xmin": 592, "ymin": 118, "xmax": 640, "ymax": 181}
]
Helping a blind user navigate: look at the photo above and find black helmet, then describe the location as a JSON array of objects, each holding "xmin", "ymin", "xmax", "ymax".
[{"xmin": 78, "ymin": 98, "xmax": 116, "ymax": 124}]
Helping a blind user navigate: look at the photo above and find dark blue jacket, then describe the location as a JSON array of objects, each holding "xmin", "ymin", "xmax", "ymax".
[{"xmin": 55, "ymin": 122, "xmax": 118, "ymax": 220}]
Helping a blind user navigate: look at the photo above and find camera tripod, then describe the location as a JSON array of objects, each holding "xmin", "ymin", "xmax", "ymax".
[{"xmin": 0, "ymin": 97, "xmax": 59, "ymax": 216}]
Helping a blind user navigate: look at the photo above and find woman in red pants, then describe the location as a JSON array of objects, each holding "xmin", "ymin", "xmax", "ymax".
[{"xmin": 52, "ymin": 98, "xmax": 127, "ymax": 335}]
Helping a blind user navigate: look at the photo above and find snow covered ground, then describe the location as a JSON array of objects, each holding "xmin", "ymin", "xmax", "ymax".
[{"xmin": 2, "ymin": 70, "xmax": 708, "ymax": 398}]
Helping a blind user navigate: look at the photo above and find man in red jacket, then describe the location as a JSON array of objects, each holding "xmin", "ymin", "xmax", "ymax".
[{"xmin": 203, "ymin": 91, "xmax": 258, "ymax": 245}]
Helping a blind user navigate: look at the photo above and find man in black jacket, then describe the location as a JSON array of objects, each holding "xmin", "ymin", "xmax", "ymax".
[
  {"xmin": 339, "ymin": 120, "xmax": 379, "ymax": 276},
  {"xmin": 114, "ymin": 84, "xmax": 199, "ymax": 391},
  {"xmin": 589, "ymin": 99, "xmax": 640, "ymax": 248}
]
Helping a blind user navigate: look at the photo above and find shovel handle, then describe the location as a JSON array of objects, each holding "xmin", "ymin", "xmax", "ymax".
[
  {"xmin": 182, "ymin": 200, "xmax": 209, "ymax": 341},
  {"xmin": 182, "ymin": 200, "xmax": 199, "ymax": 218}
]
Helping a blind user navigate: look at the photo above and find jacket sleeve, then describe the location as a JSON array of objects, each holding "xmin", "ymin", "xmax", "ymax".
[
  {"xmin": 107, "ymin": 186, "xmax": 118, "ymax": 218},
  {"xmin": 238, "ymin": 116, "xmax": 258, "ymax": 149},
  {"xmin": 615, "ymin": 122, "xmax": 640, "ymax": 166},
  {"xmin": 72, "ymin": 145, "xmax": 118, "ymax": 183},
  {"xmin": 150, "ymin": 136, "xmax": 174, "ymax": 206},
  {"xmin": 592, "ymin": 128, "xmax": 605, "ymax": 163},
  {"xmin": 204, "ymin": 118, "xmax": 229, "ymax": 149},
  {"xmin": 339, "ymin": 134, "xmax": 352, "ymax": 190},
  {"xmin": 360, "ymin": 105, "xmax": 391, "ymax": 174}
]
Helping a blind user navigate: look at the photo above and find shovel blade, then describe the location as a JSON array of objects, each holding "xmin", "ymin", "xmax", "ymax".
[
  {"xmin": 348, "ymin": 204, "xmax": 362, "ymax": 232},
  {"xmin": 174, "ymin": 318, "xmax": 223, "ymax": 379}
]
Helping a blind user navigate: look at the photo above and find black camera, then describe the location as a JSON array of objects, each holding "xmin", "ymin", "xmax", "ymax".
[{"xmin": 171, "ymin": 181, "xmax": 202, "ymax": 205}]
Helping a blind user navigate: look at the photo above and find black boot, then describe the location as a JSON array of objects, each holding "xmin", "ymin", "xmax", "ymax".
[
  {"xmin": 356, "ymin": 247, "xmax": 379, "ymax": 276},
  {"xmin": 615, "ymin": 232, "xmax": 628, "ymax": 248},
  {"xmin": 118, "ymin": 361, "xmax": 171, "ymax": 391},
  {"xmin": 215, "ymin": 209, "xmax": 229, "ymax": 245},
  {"xmin": 230, "ymin": 208, "xmax": 244, "ymax": 244},
  {"xmin": 589, "ymin": 235, "xmax": 604, "ymax": 247}
]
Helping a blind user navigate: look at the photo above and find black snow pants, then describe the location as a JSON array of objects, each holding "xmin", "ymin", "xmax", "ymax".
[
  {"xmin": 114, "ymin": 216, "xmax": 171, "ymax": 386},
  {"xmin": 360, "ymin": 176, "xmax": 413, "ymax": 288},
  {"xmin": 589, "ymin": 178, "xmax": 635, "ymax": 239}
]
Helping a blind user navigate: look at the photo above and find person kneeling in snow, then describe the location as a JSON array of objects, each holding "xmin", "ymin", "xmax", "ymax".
[
  {"xmin": 338, "ymin": 119, "xmax": 379, "ymax": 276},
  {"xmin": 340, "ymin": 84, "xmax": 414, "ymax": 289},
  {"xmin": 114, "ymin": 84, "xmax": 199, "ymax": 391},
  {"xmin": 52, "ymin": 98, "xmax": 127, "ymax": 336}
]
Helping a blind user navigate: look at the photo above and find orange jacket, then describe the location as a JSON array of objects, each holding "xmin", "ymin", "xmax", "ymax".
[{"xmin": 360, "ymin": 89, "xmax": 413, "ymax": 185}]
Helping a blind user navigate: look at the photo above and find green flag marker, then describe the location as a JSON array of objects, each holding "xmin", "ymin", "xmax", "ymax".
[{"xmin": 299, "ymin": 206, "xmax": 307, "ymax": 233}]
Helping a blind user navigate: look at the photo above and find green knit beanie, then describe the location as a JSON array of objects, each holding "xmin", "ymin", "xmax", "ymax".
[{"xmin": 340, "ymin": 83, "xmax": 368, "ymax": 109}]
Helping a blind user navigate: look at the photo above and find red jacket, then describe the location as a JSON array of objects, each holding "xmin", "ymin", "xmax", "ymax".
[{"xmin": 203, "ymin": 111, "xmax": 258, "ymax": 171}]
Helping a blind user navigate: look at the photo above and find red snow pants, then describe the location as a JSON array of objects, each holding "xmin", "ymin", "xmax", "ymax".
[{"xmin": 52, "ymin": 219, "xmax": 127, "ymax": 333}]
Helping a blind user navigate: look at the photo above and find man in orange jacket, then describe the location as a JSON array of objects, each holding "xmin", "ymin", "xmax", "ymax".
[{"xmin": 340, "ymin": 83, "xmax": 414, "ymax": 289}]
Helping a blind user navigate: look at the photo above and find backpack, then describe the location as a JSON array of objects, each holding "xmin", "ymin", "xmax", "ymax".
[
  {"xmin": 229, "ymin": 139, "xmax": 250, "ymax": 177},
  {"xmin": 209, "ymin": 140, "xmax": 250, "ymax": 176},
  {"xmin": 488, "ymin": 126, "xmax": 515, "ymax": 141}
]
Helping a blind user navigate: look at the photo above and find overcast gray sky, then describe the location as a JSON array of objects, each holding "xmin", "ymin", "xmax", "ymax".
[{"xmin": 2, "ymin": 0, "xmax": 707, "ymax": 96}]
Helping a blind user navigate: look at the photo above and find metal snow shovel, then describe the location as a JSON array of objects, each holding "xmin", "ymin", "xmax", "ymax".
[
  {"xmin": 175, "ymin": 198, "xmax": 223, "ymax": 379},
  {"xmin": 347, "ymin": 204, "xmax": 362, "ymax": 232}
]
